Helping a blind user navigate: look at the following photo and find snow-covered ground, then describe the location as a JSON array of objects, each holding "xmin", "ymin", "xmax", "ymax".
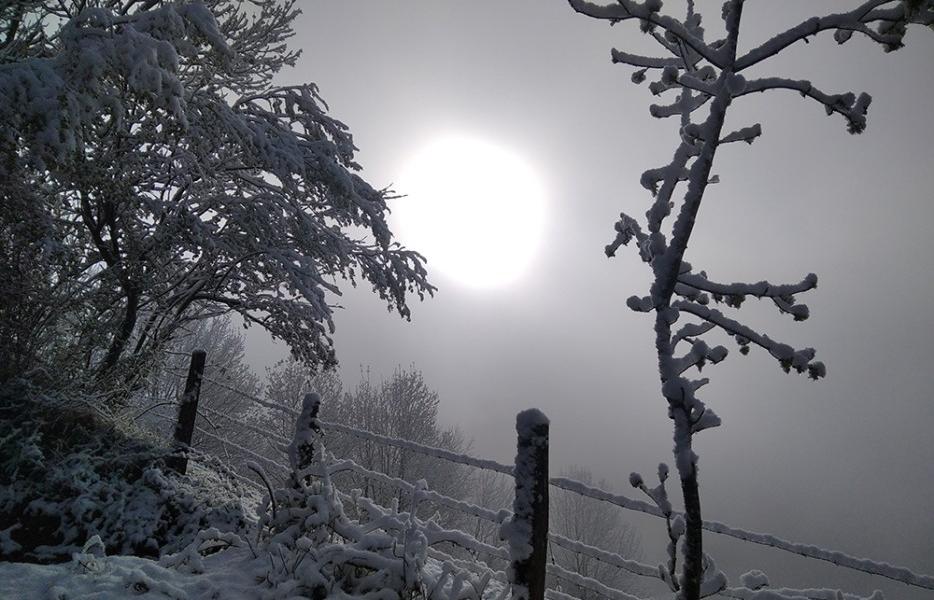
[
  {"xmin": 0, "ymin": 538, "xmax": 498, "ymax": 600},
  {"xmin": 0, "ymin": 550, "xmax": 258, "ymax": 600}
]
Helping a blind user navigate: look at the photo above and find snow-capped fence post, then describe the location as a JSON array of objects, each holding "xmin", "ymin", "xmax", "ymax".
[
  {"xmin": 166, "ymin": 350, "xmax": 206, "ymax": 475},
  {"xmin": 288, "ymin": 393, "xmax": 322, "ymax": 485},
  {"xmin": 507, "ymin": 409, "xmax": 549, "ymax": 600}
]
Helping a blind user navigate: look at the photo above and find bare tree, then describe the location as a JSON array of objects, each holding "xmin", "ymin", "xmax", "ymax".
[
  {"xmin": 325, "ymin": 367, "xmax": 469, "ymax": 525},
  {"xmin": 550, "ymin": 467, "xmax": 643, "ymax": 598},
  {"xmin": 468, "ymin": 469, "xmax": 514, "ymax": 550},
  {"xmin": 568, "ymin": 1, "xmax": 933, "ymax": 597}
]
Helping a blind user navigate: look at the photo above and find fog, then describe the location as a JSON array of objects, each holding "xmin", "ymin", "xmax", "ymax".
[{"xmin": 245, "ymin": 2, "xmax": 934, "ymax": 597}]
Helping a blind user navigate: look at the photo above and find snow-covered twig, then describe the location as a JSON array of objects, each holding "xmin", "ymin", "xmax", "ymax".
[{"xmin": 672, "ymin": 301, "xmax": 826, "ymax": 379}]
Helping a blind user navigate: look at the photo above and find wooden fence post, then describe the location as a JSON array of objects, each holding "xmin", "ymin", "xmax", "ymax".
[
  {"xmin": 509, "ymin": 409, "xmax": 550, "ymax": 600},
  {"xmin": 166, "ymin": 350, "xmax": 206, "ymax": 475},
  {"xmin": 288, "ymin": 392, "xmax": 322, "ymax": 485}
]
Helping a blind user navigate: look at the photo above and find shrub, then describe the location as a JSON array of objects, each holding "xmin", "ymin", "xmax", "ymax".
[{"xmin": 0, "ymin": 381, "xmax": 249, "ymax": 562}]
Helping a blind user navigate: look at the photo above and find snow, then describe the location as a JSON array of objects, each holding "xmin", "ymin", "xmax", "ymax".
[
  {"xmin": 515, "ymin": 408, "xmax": 549, "ymax": 441},
  {"xmin": 286, "ymin": 392, "xmax": 321, "ymax": 474},
  {"xmin": 740, "ymin": 570, "xmax": 770, "ymax": 590},
  {"xmin": 4, "ymin": 1, "xmax": 934, "ymax": 599},
  {"xmin": 0, "ymin": 549, "xmax": 258, "ymax": 600},
  {"xmin": 3, "ymin": 381, "xmax": 932, "ymax": 600}
]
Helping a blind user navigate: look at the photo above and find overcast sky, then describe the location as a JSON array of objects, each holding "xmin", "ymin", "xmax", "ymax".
[{"xmin": 244, "ymin": 2, "xmax": 934, "ymax": 596}]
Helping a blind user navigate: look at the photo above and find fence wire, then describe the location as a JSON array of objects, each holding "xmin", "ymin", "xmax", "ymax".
[{"xmin": 162, "ymin": 371, "xmax": 934, "ymax": 594}]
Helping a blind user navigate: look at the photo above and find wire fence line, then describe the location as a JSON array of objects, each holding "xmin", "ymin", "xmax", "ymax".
[
  {"xmin": 546, "ymin": 562, "xmax": 643, "ymax": 600},
  {"xmin": 187, "ymin": 422, "xmax": 518, "ymax": 598},
  {"xmin": 155, "ymin": 363, "xmax": 934, "ymax": 598}
]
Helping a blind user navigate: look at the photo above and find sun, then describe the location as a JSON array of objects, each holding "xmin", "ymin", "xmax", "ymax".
[{"xmin": 392, "ymin": 135, "xmax": 548, "ymax": 289}]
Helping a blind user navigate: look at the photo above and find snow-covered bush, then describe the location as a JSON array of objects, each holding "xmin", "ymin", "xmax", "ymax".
[
  {"xmin": 0, "ymin": 383, "xmax": 503, "ymax": 598},
  {"xmin": 210, "ymin": 394, "xmax": 500, "ymax": 600},
  {"xmin": 0, "ymin": 381, "xmax": 249, "ymax": 563},
  {"xmin": 245, "ymin": 395, "xmax": 429, "ymax": 599}
]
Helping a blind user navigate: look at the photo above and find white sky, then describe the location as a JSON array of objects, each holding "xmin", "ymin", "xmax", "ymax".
[{"xmin": 245, "ymin": 2, "xmax": 934, "ymax": 595}]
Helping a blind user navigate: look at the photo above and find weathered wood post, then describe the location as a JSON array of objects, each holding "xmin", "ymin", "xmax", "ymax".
[
  {"xmin": 508, "ymin": 409, "xmax": 549, "ymax": 600},
  {"xmin": 166, "ymin": 350, "xmax": 206, "ymax": 475},
  {"xmin": 288, "ymin": 392, "xmax": 322, "ymax": 485}
]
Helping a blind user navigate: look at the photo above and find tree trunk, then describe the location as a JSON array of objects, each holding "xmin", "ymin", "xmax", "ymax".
[
  {"xmin": 96, "ymin": 282, "xmax": 140, "ymax": 381},
  {"xmin": 678, "ymin": 433, "xmax": 703, "ymax": 600}
]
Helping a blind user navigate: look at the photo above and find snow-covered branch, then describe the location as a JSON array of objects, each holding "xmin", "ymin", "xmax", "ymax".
[
  {"xmin": 672, "ymin": 301, "xmax": 826, "ymax": 379},
  {"xmin": 649, "ymin": 93, "xmax": 710, "ymax": 119},
  {"xmin": 719, "ymin": 123, "xmax": 762, "ymax": 145},
  {"xmin": 735, "ymin": 0, "xmax": 934, "ymax": 71},
  {"xmin": 567, "ymin": 0, "xmax": 725, "ymax": 69},
  {"xmin": 677, "ymin": 271, "xmax": 817, "ymax": 320},
  {"xmin": 610, "ymin": 48, "xmax": 684, "ymax": 69},
  {"xmin": 605, "ymin": 212, "xmax": 651, "ymax": 260},
  {"xmin": 671, "ymin": 321, "xmax": 715, "ymax": 349},
  {"xmin": 673, "ymin": 338, "xmax": 729, "ymax": 375},
  {"xmin": 737, "ymin": 78, "xmax": 872, "ymax": 134}
]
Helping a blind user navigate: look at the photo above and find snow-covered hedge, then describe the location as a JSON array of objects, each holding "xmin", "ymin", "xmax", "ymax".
[{"xmin": 0, "ymin": 382, "xmax": 249, "ymax": 563}]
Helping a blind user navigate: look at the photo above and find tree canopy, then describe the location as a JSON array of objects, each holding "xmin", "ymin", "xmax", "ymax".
[{"xmin": 0, "ymin": 0, "xmax": 432, "ymax": 392}]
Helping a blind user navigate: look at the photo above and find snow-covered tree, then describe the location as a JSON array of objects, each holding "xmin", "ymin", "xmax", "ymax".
[
  {"xmin": 324, "ymin": 368, "xmax": 469, "ymax": 524},
  {"xmin": 568, "ymin": 1, "xmax": 934, "ymax": 598},
  {"xmin": 0, "ymin": 1, "xmax": 432, "ymax": 395}
]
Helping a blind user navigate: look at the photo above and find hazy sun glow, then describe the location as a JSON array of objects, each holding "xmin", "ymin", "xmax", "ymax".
[{"xmin": 393, "ymin": 135, "xmax": 547, "ymax": 289}]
